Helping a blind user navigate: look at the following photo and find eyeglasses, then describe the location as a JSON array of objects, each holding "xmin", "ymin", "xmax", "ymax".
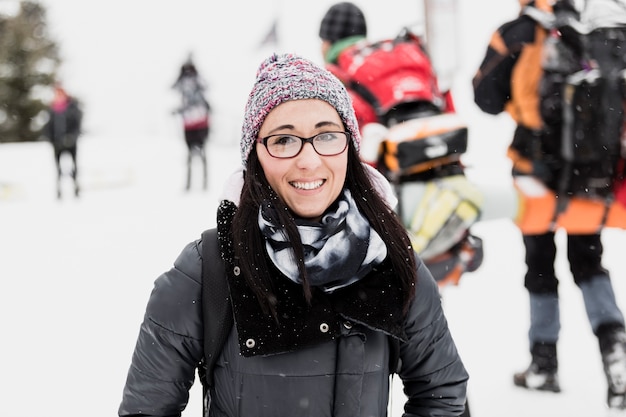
[{"xmin": 258, "ymin": 131, "xmax": 350, "ymax": 159}]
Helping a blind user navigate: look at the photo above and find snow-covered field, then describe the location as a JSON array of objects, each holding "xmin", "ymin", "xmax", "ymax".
[
  {"xmin": 4, "ymin": 127, "xmax": 626, "ymax": 417},
  {"xmin": 3, "ymin": 0, "xmax": 626, "ymax": 416}
]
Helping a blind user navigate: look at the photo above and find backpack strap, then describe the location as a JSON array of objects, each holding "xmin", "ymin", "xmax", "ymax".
[{"xmin": 199, "ymin": 228, "xmax": 232, "ymax": 415}]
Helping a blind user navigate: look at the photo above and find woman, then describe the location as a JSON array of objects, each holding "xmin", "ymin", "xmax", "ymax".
[{"xmin": 119, "ymin": 53, "xmax": 468, "ymax": 417}]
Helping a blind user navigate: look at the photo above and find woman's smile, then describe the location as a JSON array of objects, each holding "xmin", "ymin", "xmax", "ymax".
[{"xmin": 290, "ymin": 179, "xmax": 325, "ymax": 190}]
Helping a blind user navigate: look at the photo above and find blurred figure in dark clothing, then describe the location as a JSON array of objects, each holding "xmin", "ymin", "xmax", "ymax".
[
  {"xmin": 42, "ymin": 84, "xmax": 83, "ymax": 199},
  {"xmin": 172, "ymin": 58, "xmax": 211, "ymax": 191}
]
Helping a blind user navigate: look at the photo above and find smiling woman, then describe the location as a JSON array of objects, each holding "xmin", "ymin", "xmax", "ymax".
[{"xmin": 118, "ymin": 52, "xmax": 469, "ymax": 417}]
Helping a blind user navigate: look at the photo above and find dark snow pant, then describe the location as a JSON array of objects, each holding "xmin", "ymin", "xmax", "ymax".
[
  {"xmin": 54, "ymin": 145, "xmax": 79, "ymax": 198},
  {"xmin": 522, "ymin": 232, "xmax": 625, "ymax": 353},
  {"xmin": 184, "ymin": 127, "xmax": 208, "ymax": 191}
]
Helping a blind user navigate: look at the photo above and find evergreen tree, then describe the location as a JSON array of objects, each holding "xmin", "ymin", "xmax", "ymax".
[{"xmin": 0, "ymin": 1, "xmax": 60, "ymax": 143}]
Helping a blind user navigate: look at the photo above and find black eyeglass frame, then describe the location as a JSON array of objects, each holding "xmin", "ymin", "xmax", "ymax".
[{"xmin": 257, "ymin": 131, "xmax": 350, "ymax": 159}]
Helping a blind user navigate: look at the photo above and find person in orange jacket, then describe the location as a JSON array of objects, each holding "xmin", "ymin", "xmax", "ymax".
[{"xmin": 473, "ymin": 0, "xmax": 626, "ymax": 409}]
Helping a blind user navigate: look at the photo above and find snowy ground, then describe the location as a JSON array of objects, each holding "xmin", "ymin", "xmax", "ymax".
[
  {"xmin": 3, "ymin": 123, "xmax": 626, "ymax": 417},
  {"xmin": 3, "ymin": 0, "xmax": 626, "ymax": 416}
]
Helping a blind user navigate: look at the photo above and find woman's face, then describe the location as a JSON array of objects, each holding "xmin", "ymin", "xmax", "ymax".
[{"xmin": 257, "ymin": 99, "xmax": 348, "ymax": 222}]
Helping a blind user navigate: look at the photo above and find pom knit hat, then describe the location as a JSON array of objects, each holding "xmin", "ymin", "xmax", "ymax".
[
  {"xmin": 319, "ymin": 2, "xmax": 367, "ymax": 43},
  {"xmin": 240, "ymin": 53, "xmax": 361, "ymax": 167}
]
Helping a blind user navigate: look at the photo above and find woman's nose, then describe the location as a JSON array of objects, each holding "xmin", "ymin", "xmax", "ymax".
[{"xmin": 295, "ymin": 142, "xmax": 322, "ymax": 168}]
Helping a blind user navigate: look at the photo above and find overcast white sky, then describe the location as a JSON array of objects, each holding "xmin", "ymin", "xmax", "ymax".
[{"xmin": 33, "ymin": 0, "xmax": 520, "ymax": 152}]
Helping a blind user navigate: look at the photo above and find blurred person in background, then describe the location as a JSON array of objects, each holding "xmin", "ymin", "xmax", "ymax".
[
  {"xmin": 473, "ymin": 0, "xmax": 626, "ymax": 409},
  {"xmin": 318, "ymin": 4, "xmax": 482, "ymax": 416},
  {"xmin": 172, "ymin": 57, "xmax": 212, "ymax": 191},
  {"xmin": 42, "ymin": 84, "xmax": 83, "ymax": 199}
]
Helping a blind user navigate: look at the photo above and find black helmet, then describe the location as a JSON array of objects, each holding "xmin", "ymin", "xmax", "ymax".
[{"xmin": 319, "ymin": 2, "xmax": 367, "ymax": 43}]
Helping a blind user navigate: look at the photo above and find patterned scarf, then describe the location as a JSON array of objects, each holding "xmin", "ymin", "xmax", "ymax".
[{"xmin": 258, "ymin": 189, "xmax": 387, "ymax": 292}]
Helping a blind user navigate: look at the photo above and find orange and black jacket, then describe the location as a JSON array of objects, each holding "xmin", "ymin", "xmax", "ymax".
[{"xmin": 473, "ymin": 9, "xmax": 548, "ymax": 175}]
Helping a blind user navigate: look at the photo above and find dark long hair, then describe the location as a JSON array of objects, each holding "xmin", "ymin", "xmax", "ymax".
[{"xmin": 231, "ymin": 143, "xmax": 417, "ymax": 319}]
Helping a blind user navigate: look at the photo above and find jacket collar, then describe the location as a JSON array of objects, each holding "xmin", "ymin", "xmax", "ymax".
[{"xmin": 216, "ymin": 200, "xmax": 407, "ymax": 357}]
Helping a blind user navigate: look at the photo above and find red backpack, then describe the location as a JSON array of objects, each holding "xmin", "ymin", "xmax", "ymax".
[{"xmin": 335, "ymin": 28, "xmax": 449, "ymax": 125}]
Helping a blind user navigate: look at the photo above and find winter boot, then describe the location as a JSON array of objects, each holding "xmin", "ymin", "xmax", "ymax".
[
  {"xmin": 599, "ymin": 325, "xmax": 626, "ymax": 410},
  {"xmin": 513, "ymin": 342, "xmax": 561, "ymax": 392}
]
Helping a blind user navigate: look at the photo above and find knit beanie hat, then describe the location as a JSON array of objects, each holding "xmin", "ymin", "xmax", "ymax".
[
  {"xmin": 240, "ymin": 52, "xmax": 361, "ymax": 167},
  {"xmin": 319, "ymin": 2, "xmax": 367, "ymax": 43}
]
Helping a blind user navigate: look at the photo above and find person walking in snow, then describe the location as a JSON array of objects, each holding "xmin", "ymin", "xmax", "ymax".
[
  {"xmin": 318, "ymin": 1, "xmax": 483, "ymax": 286},
  {"xmin": 42, "ymin": 84, "xmax": 83, "ymax": 199},
  {"xmin": 318, "ymin": 6, "xmax": 479, "ymax": 417},
  {"xmin": 473, "ymin": 0, "xmax": 626, "ymax": 409},
  {"xmin": 172, "ymin": 58, "xmax": 211, "ymax": 191},
  {"xmin": 119, "ymin": 53, "xmax": 468, "ymax": 417}
]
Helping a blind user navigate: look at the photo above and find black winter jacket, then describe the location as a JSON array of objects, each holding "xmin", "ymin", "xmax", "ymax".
[
  {"xmin": 119, "ymin": 202, "xmax": 468, "ymax": 417},
  {"xmin": 43, "ymin": 98, "xmax": 82, "ymax": 150}
]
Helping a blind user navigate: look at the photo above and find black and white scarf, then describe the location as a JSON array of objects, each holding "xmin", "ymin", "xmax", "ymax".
[{"xmin": 259, "ymin": 189, "xmax": 387, "ymax": 292}]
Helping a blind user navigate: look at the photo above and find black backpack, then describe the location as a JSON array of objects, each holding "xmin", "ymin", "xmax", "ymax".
[{"xmin": 535, "ymin": 3, "xmax": 626, "ymax": 200}]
